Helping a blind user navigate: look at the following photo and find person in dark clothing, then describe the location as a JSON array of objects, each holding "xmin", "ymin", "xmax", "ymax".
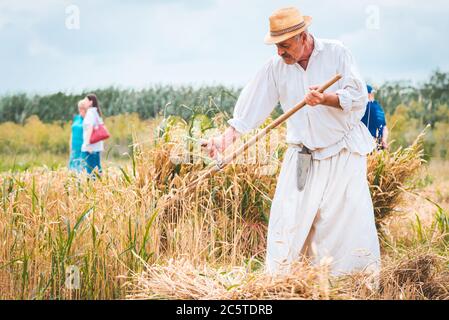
[{"xmin": 361, "ymin": 85, "xmax": 389, "ymax": 150}]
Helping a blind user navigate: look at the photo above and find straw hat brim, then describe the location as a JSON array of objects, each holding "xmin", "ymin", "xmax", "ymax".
[{"xmin": 264, "ymin": 16, "xmax": 312, "ymax": 45}]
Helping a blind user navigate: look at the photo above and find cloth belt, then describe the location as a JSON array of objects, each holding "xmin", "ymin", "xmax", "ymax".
[{"xmin": 287, "ymin": 143, "xmax": 312, "ymax": 154}]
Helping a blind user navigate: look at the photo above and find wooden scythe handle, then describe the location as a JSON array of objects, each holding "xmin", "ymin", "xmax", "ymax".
[{"xmin": 183, "ymin": 73, "xmax": 343, "ymax": 192}]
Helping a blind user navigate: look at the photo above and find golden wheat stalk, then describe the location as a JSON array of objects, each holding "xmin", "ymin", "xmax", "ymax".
[{"xmin": 157, "ymin": 74, "xmax": 342, "ymax": 210}]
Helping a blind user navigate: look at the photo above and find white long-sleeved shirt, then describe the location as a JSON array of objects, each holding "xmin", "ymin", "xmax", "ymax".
[{"xmin": 228, "ymin": 37, "xmax": 375, "ymax": 160}]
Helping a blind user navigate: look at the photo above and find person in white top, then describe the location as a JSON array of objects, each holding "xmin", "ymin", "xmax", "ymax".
[
  {"xmin": 203, "ymin": 7, "xmax": 380, "ymax": 277},
  {"xmin": 81, "ymin": 93, "xmax": 105, "ymax": 176}
]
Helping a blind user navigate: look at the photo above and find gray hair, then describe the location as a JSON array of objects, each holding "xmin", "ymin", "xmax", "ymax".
[{"xmin": 294, "ymin": 29, "xmax": 309, "ymax": 41}]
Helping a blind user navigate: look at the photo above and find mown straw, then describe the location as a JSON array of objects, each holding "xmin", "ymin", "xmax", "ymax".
[
  {"xmin": 126, "ymin": 257, "xmax": 336, "ymax": 300},
  {"xmin": 368, "ymin": 129, "xmax": 426, "ymax": 222},
  {"xmin": 127, "ymin": 249, "xmax": 449, "ymax": 300}
]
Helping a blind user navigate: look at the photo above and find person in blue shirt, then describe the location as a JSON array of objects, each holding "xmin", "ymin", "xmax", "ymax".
[
  {"xmin": 361, "ymin": 85, "xmax": 389, "ymax": 150},
  {"xmin": 69, "ymin": 100, "xmax": 87, "ymax": 172}
]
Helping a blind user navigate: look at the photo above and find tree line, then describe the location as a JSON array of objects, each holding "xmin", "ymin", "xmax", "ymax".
[{"xmin": 0, "ymin": 70, "xmax": 448, "ymax": 158}]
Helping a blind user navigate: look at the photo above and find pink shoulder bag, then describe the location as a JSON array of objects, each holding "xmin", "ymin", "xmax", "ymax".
[{"xmin": 90, "ymin": 110, "xmax": 110, "ymax": 144}]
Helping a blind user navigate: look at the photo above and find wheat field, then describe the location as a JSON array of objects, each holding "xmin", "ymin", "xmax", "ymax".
[{"xmin": 0, "ymin": 117, "xmax": 448, "ymax": 300}]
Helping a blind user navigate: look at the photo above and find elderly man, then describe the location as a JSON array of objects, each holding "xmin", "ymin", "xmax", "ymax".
[{"xmin": 204, "ymin": 7, "xmax": 380, "ymax": 276}]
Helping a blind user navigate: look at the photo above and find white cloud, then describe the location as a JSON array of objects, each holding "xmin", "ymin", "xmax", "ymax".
[{"xmin": 0, "ymin": 0, "xmax": 448, "ymax": 94}]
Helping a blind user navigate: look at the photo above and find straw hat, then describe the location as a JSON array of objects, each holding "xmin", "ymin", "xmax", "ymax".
[{"xmin": 264, "ymin": 7, "xmax": 312, "ymax": 45}]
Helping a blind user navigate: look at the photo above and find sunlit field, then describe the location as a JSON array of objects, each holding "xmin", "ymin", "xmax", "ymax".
[
  {"xmin": 1, "ymin": 0, "xmax": 448, "ymax": 303},
  {"xmin": 1, "ymin": 114, "xmax": 447, "ymax": 300}
]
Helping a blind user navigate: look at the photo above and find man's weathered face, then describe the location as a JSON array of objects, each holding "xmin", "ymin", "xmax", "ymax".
[{"xmin": 276, "ymin": 33, "xmax": 306, "ymax": 64}]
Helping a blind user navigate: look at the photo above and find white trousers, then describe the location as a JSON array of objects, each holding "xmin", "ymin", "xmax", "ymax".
[{"xmin": 265, "ymin": 147, "xmax": 381, "ymax": 276}]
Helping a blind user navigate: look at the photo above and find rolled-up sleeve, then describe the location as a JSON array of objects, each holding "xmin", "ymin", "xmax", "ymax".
[
  {"xmin": 228, "ymin": 59, "xmax": 279, "ymax": 134},
  {"xmin": 335, "ymin": 46, "xmax": 368, "ymax": 113}
]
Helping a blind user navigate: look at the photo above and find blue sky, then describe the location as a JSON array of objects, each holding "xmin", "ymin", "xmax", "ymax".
[{"xmin": 1, "ymin": 0, "xmax": 448, "ymax": 94}]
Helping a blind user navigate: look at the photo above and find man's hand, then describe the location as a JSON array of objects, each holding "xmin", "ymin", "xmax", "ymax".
[
  {"xmin": 202, "ymin": 137, "xmax": 221, "ymax": 159},
  {"xmin": 381, "ymin": 138, "xmax": 389, "ymax": 150},
  {"xmin": 201, "ymin": 126, "xmax": 240, "ymax": 159},
  {"xmin": 381, "ymin": 126, "xmax": 389, "ymax": 150},
  {"xmin": 305, "ymin": 85, "xmax": 342, "ymax": 109},
  {"xmin": 305, "ymin": 85, "xmax": 325, "ymax": 106}
]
